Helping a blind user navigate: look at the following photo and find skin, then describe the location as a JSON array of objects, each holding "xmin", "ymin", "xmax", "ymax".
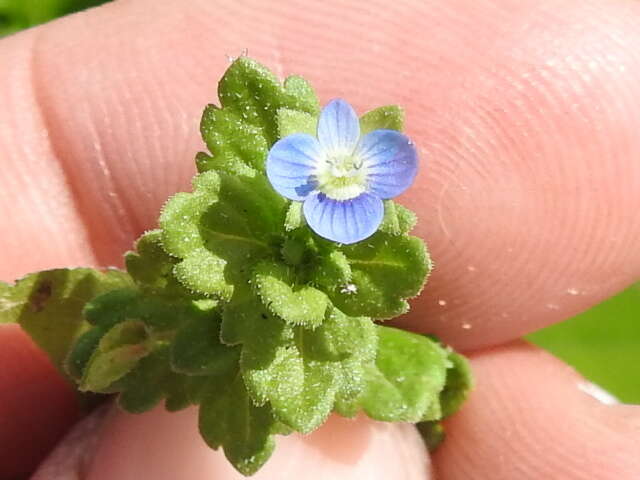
[{"xmin": 0, "ymin": 0, "xmax": 638, "ymax": 478}]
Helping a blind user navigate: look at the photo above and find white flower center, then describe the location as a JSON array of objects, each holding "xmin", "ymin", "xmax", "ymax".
[{"xmin": 315, "ymin": 150, "xmax": 368, "ymax": 201}]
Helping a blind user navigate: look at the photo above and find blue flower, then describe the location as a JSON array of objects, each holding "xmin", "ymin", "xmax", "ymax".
[{"xmin": 266, "ymin": 99, "xmax": 418, "ymax": 244}]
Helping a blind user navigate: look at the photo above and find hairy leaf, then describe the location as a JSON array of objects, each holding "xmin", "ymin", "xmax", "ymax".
[
  {"xmin": 440, "ymin": 351, "xmax": 473, "ymax": 418},
  {"xmin": 243, "ymin": 341, "xmax": 337, "ymax": 433},
  {"xmin": 80, "ymin": 320, "xmax": 151, "ymax": 392},
  {"xmin": 284, "ymin": 201, "xmax": 305, "ymax": 231},
  {"xmin": 379, "ymin": 200, "xmax": 417, "ymax": 236},
  {"xmin": 311, "ymin": 250, "xmax": 352, "ymax": 288},
  {"xmin": 84, "ymin": 288, "xmax": 203, "ymax": 331},
  {"xmin": 253, "ymin": 261, "xmax": 328, "ymax": 328},
  {"xmin": 160, "ymin": 171, "xmax": 221, "ymax": 259},
  {"xmin": 415, "ymin": 350, "xmax": 473, "ymax": 452},
  {"xmin": 339, "ymin": 326, "xmax": 449, "ymax": 423},
  {"xmin": 302, "ymin": 307, "xmax": 376, "ymax": 362},
  {"xmin": 69, "ymin": 289, "xmax": 218, "ymax": 381},
  {"xmin": 199, "ymin": 373, "xmax": 276, "ymax": 476},
  {"xmin": 220, "ymin": 285, "xmax": 280, "ymax": 346},
  {"xmin": 164, "ymin": 373, "xmax": 204, "ymax": 412},
  {"xmin": 117, "ymin": 346, "xmax": 173, "ymax": 413},
  {"xmin": 277, "ymin": 108, "xmax": 317, "ymax": 137},
  {"xmin": 161, "ymin": 169, "xmax": 285, "ymax": 299},
  {"xmin": 359, "ymin": 105, "xmax": 404, "ymax": 134},
  {"xmin": 242, "ymin": 307, "xmax": 376, "ymax": 433},
  {"xmin": 330, "ymin": 233, "xmax": 431, "ymax": 319},
  {"xmin": 199, "ymin": 105, "xmax": 268, "ymax": 174},
  {"xmin": 0, "ymin": 268, "xmax": 132, "ymax": 372},
  {"xmin": 218, "ymin": 58, "xmax": 319, "ymax": 148},
  {"xmin": 124, "ymin": 230, "xmax": 189, "ymax": 296},
  {"xmin": 0, "ymin": 282, "xmax": 11, "ymax": 323},
  {"xmin": 171, "ymin": 314, "xmax": 240, "ymax": 376}
]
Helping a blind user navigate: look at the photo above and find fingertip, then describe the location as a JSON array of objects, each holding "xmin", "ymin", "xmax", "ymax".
[
  {"xmin": 0, "ymin": 324, "xmax": 79, "ymax": 479},
  {"xmin": 396, "ymin": 0, "xmax": 640, "ymax": 348},
  {"xmin": 49, "ymin": 405, "xmax": 431, "ymax": 480},
  {"xmin": 433, "ymin": 342, "xmax": 640, "ymax": 479}
]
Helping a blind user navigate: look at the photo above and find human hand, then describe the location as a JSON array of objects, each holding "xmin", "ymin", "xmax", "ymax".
[{"xmin": 1, "ymin": 1, "xmax": 639, "ymax": 478}]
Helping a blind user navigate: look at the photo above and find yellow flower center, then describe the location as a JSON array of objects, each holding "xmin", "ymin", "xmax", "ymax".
[{"xmin": 315, "ymin": 152, "xmax": 368, "ymax": 201}]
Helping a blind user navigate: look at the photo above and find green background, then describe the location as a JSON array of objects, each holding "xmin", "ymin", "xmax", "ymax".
[
  {"xmin": 0, "ymin": 0, "xmax": 106, "ymax": 36},
  {"xmin": 2, "ymin": 0, "xmax": 638, "ymax": 404},
  {"xmin": 529, "ymin": 285, "xmax": 639, "ymax": 403}
]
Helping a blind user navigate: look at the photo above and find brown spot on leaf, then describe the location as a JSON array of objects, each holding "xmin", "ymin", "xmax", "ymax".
[{"xmin": 30, "ymin": 281, "xmax": 52, "ymax": 313}]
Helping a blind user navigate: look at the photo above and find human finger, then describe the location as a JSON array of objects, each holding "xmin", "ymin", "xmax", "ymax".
[
  {"xmin": 0, "ymin": 324, "xmax": 79, "ymax": 480},
  {"xmin": 1, "ymin": 0, "xmax": 639, "ymax": 352},
  {"xmin": 32, "ymin": 405, "xmax": 431, "ymax": 480},
  {"xmin": 434, "ymin": 342, "xmax": 640, "ymax": 479}
]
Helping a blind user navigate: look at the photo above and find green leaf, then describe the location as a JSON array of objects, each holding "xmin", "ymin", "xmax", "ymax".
[
  {"xmin": 197, "ymin": 59, "xmax": 319, "ymax": 178},
  {"xmin": 99, "ymin": 319, "xmax": 148, "ymax": 350},
  {"xmin": 284, "ymin": 201, "xmax": 305, "ymax": 231},
  {"xmin": 280, "ymin": 236, "xmax": 307, "ymax": 266},
  {"xmin": 120, "ymin": 350, "xmax": 213, "ymax": 414},
  {"xmin": 302, "ymin": 307, "xmax": 376, "ymax": 362},
  {"xmin": 379, "ymin": 200, "xmax": 417, "ymax": 236},
  {"xmin": 199, "ymin": 373, "xmax": 276, "ymax": 476},
  {"xmin": 173, "ymin": 249, "xmax": 233, "ymax": 300},
  {"xmin": 414, "ymin": 351, "xmax": 473, "ymax": 453},
  {"xmin": 243, "ymin": 340, "xmax": 338, "ymax": 434},
  {"xmin": 124, "ymin": 230, "xmax": 188, "ymax": 296},
  {"xmin": 66, "ymin": 324, "xmax": 110, "ymax": 380},
  {"xmin": 160, "ymin": 169, "xmax": 285, "ymax": 298},
  {"xmin": 0, "ymin": 268, "xmax": 133, "ymax": 372},
  {"xmin": 220, "ymin": 287, "xmax": 294, "ymax": 380},
  {"xmin": 241, "ymin": 306, "xmax": 376, "ymax": 433},
  {"xmin": 171, "ymin": 314, "xmax": 240, "ymax": 376},
  {"xmin": 200, "ymin": 171, "xmax": 286, "ymax": 250},
  {"xmin": 220, "ymin": 286, "xmax": 275, "ymax": 346},
  {"xmin": 160, "ymin": 170, "xmax": 221, "ymax": 259},
  {"xmin": 277, "ymin": 108, "xmax": 318, "ymax": 137},
  {"xmin": 307, "ymin": 309, "xmax": 378, "ymax": 408},
  {"xmin": 217, "ymin": 58, "xmax": 319, "ymax": 148},
  {"xmin": 359, "ymin": 105, "xmax": 404, "ymax": 135},
  {"xmin": 199, "ymin": 105, "xmax": 269, "ymax": 174},
  {"xmin": 440, "ymin": 351, "xmax": 473, "ymax": 418},
  {"xmin": 117, "ymin": 346, "xmax": 173, "ymax": 413},
  {"xmin": 281, "ymin": 229, "xmax": 321, "ymax": 267},
  {"xmin": 340, "ymin": 326, "xmax": 449, "ymax": 423},
  {"xmin": 417, "ymin": 421, "xmax": 446, "ymax": 452},
  {"xmin": 69, "ymin": 287, "xmax": 219, "ymax": 382},
  {"xmin": 253, "ymin": 260, "xmax": 328, "ymax": 328},
  {"xmin": 83, "ymin": 288, "xmax": 200, "ymax": 331},
  {"xmin": 329, "ymin": 233, "xmax": 431, "ymax": 319},
  {"xmin": 82, "ymin": 288, "xmax": 138, "ymax": 327},
  {"xmin": 282, "ymin": 75, "xmax": 320, "ymax": 114},
  {"xmin": 161, "ymin": 373, "xmax": 189, "ymax": 412},
  {"xmin": 311, "ymin": 250, "xmax": 352, "ymax": 288},
  {"xmin": 80, "ymin": 320, "xmax": 151, "ymax": 392},
  {"xmin": 0, "ymin": 282, "xmax": 12, "ymax": 323}
]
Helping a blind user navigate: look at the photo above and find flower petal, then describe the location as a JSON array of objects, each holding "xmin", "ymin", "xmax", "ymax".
[
  {"xmin": 266, "ymin": 133, "xmax": 323, "ymax": 201},
  {"xmin": 303, "ymin": 192, "xmax": 383, "ymax": 244},
  {"xmin": 317, "ymin": 99, "xmax": 360, "ymax": 154},
  {"xmin": 357, "ymin": 129, "xmax": 418, "ymax": 199}
]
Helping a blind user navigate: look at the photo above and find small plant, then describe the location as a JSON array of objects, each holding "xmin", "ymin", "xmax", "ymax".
[{"xmin": 0, "ymin": 57, "xmax": 471, "ymax": 476}]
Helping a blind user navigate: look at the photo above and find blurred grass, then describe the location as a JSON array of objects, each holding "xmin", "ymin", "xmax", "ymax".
[
  {"xmin": 529, "ymin": 285, "xmax": 640, "ymax": 404},
  {"xmin": 0, "ymin": 0, "xmax": 107, "ymax": 36},
  {"xmin": 2, "ymin": 0, "xmax": 639, "ymax": 405}
]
